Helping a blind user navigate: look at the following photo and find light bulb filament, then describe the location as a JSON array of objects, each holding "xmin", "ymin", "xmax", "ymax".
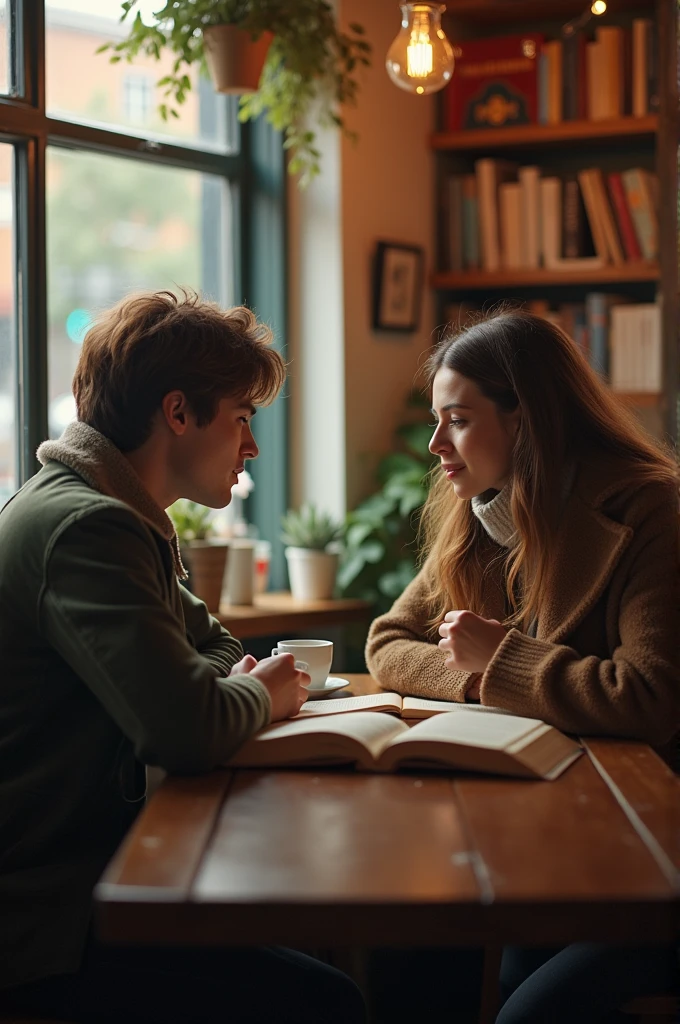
[{"xmin": 407, "ymin": 39, "xmax": 434, "ymax": 77}]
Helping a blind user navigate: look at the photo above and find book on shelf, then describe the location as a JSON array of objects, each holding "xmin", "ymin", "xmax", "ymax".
[
  {"xmin": 442, "ymin": 160, "xmax": 656, "ymax": 275},
  {"xmin": 444, "ymin": 33, "xmax": 543, "ymax": 132},
  {"xmin": 227, "ymin": 706, "xmax": 583, "ymax": 781},
  {"xmin": 621, "ymin": 169, "xmax": 658, "ymax": 261},
  {"xmin": 561, "ymin": 30, "xmax": 587, "ymax": 121},
  {"xmin": 475, "ymin": 158, "xmax": 518, "ymax": 271},
  {"xmin": 610, "ymin": 303, "xmax": 662, "ymax": 393}
]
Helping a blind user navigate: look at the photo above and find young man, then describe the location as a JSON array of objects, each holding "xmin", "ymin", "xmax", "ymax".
[{"xmin": 0, "ymin": 290, "xmax": 365, "ymax": 1023}]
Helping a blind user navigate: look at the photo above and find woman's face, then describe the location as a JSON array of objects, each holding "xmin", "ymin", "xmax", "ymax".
[{"xmin": 429, "ymin": 367, "xmax": 520, "ymax": 500}]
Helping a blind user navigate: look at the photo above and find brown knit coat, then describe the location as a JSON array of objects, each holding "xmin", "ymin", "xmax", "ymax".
[{"xmin": 365, "ymin": 456, "xmax": 680, "ymax": 747}]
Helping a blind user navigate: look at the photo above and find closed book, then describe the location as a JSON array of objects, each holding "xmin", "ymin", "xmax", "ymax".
[
  {"xmin": 537, "ymin": 49, "xmax": 549, "ymax": 124},
  {"xmin": 446, "ymin": 175, "xmax": 465, "ymax": 272},
  {"xmin": 586, "ymin": 292, "xmax": 623, "ymax": 377},
  {"xmin": 444, "ymin": 33, "xmax": 543, "ymax": 131},
  {"xmin": 562, "ymin": 29, "xmax": 587, "ymax": 120},
  {"xmin": 499, "ymin": 182, "xmax": 523, "ymax": 268},
  {"xmin": 461, "ymin": 174, "xmax": 480, "ymax": 270},
  {"xmin": 586, "ymin": 40, "xmax": 604, "ymax": 120},
  {"xmin": 228, "ymin": 705, "xmax": 583, "ymax": 781},
  {"xmin": 596, "ymin": 26, "xmax": 624, "ymax": 118},
  {"xmin": 577, "ymin": 169, "xmax": 610, "ymax": 262},
  {"xmin": 562, "ymin": 176, "xmax": 593, "ymax": 258},
  {"xmin": 539, "ymin": 176, "xmax": 562, "ymax": 266},
  {"xmin": 610, "ymin": 304, "xmax": 662, "ymax": 392},
  {"xmin": 518, "ymin": 165, "xmax": 541, "ymax": 268},
  {"xmin": 632, "ymin": 19, "xmax": 651, "ymax": 117},
  {"xmin": 646, "ymin": 20, "xmax": 659, "ymax": 112},
  {"xmin": 621, "ymin": 168, "xmax": 658, "ymax": 260},
  {"xmin": 607, "ymin": 172, "xmax": 642, "ymax": 261},
  {"xmin": 543, "ymin": 40, "xmax": 563, "ymax": 123},
  {"xmin": 475, "ymin": 158, "xmax": 518, "ymax": 271},
  {"xmin": 587, "ymin": 168, "xmax": 624, "ymax": 265}
]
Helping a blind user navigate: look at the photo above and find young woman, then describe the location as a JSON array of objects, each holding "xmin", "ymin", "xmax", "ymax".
[{"xmin": 365, "ymin": 309, "xmax": 679, "ymax": 1022}]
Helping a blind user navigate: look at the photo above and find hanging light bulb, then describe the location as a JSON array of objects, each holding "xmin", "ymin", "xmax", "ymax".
[{"xmin": 386, "ymin": 3, "xmax": 455, "ymax": 96}]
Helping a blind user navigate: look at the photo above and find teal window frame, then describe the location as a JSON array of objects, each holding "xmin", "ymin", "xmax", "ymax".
[{"xmin": 1, "ymin": 1, "xmax": 288, "ymax": 587}]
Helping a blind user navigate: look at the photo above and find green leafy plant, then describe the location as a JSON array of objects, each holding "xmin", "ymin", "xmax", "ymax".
[
  {"xmin": 100, "ymin": 0, "xmax": 371, "ymax": 186},
  {"xmin": 338, "ymin": 392, "xmax": 434, "ymax": 614},
  {"xmin": 281, "ymin": 503, "xmax": 343, "ymax": 551},
  {"xmin": 168, "ymin": 499, "xmax": 215, "ymax": 543}
]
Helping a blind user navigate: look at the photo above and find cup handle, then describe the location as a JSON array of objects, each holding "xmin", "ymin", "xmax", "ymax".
[{"xmin": 271, "ymin": 649, "xmax": 308, "ymax": 673}]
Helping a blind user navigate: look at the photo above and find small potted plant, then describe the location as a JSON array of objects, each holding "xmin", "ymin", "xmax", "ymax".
[
  {"xmin": 169, "ymin": 499, "xmax": 228, "ymax": 612},
  {"xmin": 101, "ymin": 0, "xmax": 371, "ymax": 186},
  {"xmin": 281, "ymin": 503, "xmax": 343, "ymax": 601}
]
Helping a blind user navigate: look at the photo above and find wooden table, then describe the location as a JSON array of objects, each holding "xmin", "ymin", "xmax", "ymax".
[
  {"xmin": 95, "ymin": 675, "xmax": 680, "ymax": 950},
  {"xmin": 216, "ymin": 593, "xmax": 372, "ymax": 639}
]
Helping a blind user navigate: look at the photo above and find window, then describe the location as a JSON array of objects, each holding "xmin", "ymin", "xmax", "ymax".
[
  {"xmin": 121, "ymin": 74, "xmax": 153, "ymax": 125},
  {"xmin": 1, "ymin": 1, "xmax": 288, "ymax": 585}
]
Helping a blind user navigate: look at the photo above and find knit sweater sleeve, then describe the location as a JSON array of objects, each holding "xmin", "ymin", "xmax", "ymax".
[
  {"xmin": 365, "ymin": 561, "xmax": 472, "ymax": 700},
  {"xmin": 481, "ymin": 482, "xmax": 680, "ymax": 746}
]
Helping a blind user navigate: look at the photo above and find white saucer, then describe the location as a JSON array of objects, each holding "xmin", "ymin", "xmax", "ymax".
[{"xmin": 303, "ymin": 676, "xmax": 351, "ymax": 700}]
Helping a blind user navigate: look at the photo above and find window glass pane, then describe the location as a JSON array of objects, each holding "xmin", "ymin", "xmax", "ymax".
[
  {"xmin": 0, "ymin": 0, "xmax": 9, "ymax": 94},
  {"xmin": 45, "ymin": 0, "xmax": 236, "ymax": 153},
  {"xmin": 46, "ymin": 147, "xmax": 233, "ymax": 438},
  {"xmin": 0, "ymin": 143, "xmax": 16, "ymax": 503}
]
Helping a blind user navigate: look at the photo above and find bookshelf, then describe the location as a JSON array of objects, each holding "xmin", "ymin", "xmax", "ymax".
[{"xmin": 433, "ymin": 0, "xmax": 678, "ymax": 441}]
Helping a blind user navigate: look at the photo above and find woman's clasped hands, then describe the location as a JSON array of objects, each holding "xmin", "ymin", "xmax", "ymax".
[{"xmin": 438, "ymin": 610, "xmax": 507, "ymax": 698}]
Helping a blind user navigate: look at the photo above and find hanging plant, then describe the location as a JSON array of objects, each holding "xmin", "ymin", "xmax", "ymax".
[{"xmin": 100, "ymin": 0, "xmax": 372, "ymax": 186}]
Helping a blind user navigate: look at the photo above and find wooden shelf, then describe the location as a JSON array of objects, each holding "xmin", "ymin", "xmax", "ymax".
[
  {"xmin": 432, "ymin": 116, "xmax": 659, "ymax": 153},
  {"xmin": 432, "ymin": 263, "xmax": 660, "ymax": 290},
  {"xmin": 216, "ymin": 592, "xmax": 372, "ymax": 639},
  {"xmin": 445, "ymin": 0, "xmax": 651, "ymax": 22}
]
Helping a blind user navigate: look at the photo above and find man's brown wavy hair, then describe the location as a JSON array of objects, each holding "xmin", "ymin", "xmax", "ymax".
[
  {"xmin": 420, "ymin": 309, "xmax": 679, "ymax": 632},
  {"xmin": 72, "ymin": 289, "xmax": 286, "ymax": 452}
]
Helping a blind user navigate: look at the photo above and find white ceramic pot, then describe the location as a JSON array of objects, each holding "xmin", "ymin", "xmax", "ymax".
[
  {"xmin": 284, "ymin": 547, "xmax": 339, "ymax": 601},
  {"xmin": 203, "ymin": 25, "xmax": 273, "ymax": 95}
]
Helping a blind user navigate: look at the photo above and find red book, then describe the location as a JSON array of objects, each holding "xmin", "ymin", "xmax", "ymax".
[
  {"xmin": 444, "ymin": 34, "xmax": 543, "ymax": 132},
  {"xmin": 607, "ymin": 172, "xmax": 642, "ymax": 262}
]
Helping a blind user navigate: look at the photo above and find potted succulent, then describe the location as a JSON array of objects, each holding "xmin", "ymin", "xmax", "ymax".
[
  {"xmin": 281, "ymin": 503, "xmax": 343, "ymax": 601},
  {"xmin": 169, "ymin": 499, "xmax": 229, "ymax": 612},
  {"xmin": 101, "ymin": 0, "xmax": 371, "ymax": 186}
]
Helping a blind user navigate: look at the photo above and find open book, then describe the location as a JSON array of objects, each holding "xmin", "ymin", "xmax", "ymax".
[
  {"xmin": 228, "ymin": 710, "xmax": 582, "ymax": 780},
  {"xmin": 296, "ymin": 692, "xmax": 515, "ymax": 720}
]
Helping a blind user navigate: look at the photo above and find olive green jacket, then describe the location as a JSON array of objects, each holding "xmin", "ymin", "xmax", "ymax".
[{"xmin": 0, "ymin": 423, "xmax": 270, "ymax": 990}]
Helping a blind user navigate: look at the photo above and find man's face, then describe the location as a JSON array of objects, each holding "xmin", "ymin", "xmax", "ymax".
[{"xmin": 172, "ymin": 395, "xmax": 259, "ymax": 509}]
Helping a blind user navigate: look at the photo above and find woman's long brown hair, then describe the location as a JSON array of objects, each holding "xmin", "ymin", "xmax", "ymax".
[{"xmin": 420, "ymin": 309, "xmax": 679, "ymax": 631}]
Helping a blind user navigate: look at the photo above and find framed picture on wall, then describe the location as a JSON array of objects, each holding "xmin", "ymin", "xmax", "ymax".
[{"xmin": 372, "ymin": 241, "xmax": 424, "ymax": 332}]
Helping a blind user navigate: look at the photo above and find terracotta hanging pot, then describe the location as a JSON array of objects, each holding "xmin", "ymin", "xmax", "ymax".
[{"xmin": 203, "ymin": 25, "xmax": 274, "ymax": 95}]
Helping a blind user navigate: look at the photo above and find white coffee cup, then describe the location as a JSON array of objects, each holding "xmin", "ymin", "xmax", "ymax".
[{"xmin": 271, "ymin": 639, "xmax": 333, "ymax": 689}]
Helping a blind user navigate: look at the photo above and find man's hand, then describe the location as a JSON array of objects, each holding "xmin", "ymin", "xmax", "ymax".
[
  {"xmin": 245, "ymin": 653, "xmax": 310, "ymax": 721},
  {"xmin": 229, "ymin": 654, "xmax": 258, "ymax": 677},
  {"xmin": 438, "ymin": 610, "xmax": 506, "ymax": 674}
]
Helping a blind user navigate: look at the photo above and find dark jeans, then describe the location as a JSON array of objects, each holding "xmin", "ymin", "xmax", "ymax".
[
  {"xmin": 2, "ymin": 939, "xmax": 366, "ymax": 1024},
  {"xmin": 497, "ymin": 943, "xmax": 679, "ymax": 1024}
]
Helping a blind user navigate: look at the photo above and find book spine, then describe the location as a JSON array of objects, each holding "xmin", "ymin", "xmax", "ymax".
[
  {"xmin": 562, "ymin": 32, "xmax": 578, "ymax": 121},
  {"xmin": 539, "ymin": 177, "xmax": 562, "ymax": 266},
  {"xmin": 562, "ymin": 177, "xmax": 583, "ymax": 258},
  {"xmin": 588, "ymin": 167, "xmax": 624, "ymax": 265},
  {"xmin": 544, "ymin": 40, "xmax": 563, "ymax": 123},
  {"xmin": 577, "ymin": 169, "xmax": 609, "ymax": 262},
  {"xmin": 447, "ymin": 175, "xmax": 464, "ymax": 272},
  {"xmin": 606, "ymin": 172, "xmax": 642, "ymax": 261},
  {"xmin": 631, "ymin": 21, "xmax": 649, "ymax": 117},
  {"xmin": 537, "ymin": 50, "xmax": 549, "ymax": 125},
  {"xmin": 609, "ymin": 305, "xmax": 630, "ymax": 391},
  {"xmin": 621, "ymin": 168, "xmax": 658, "ymax": 260},
  {"xmin": 585, "ymin": 292, "xmax": 610, "ymax": 377},
  {"xmin": 519, "ymin": 165, "xmax": 541, "ymax": 269},
  {"xmin": 586, "ymin": 41, "xmax": 602, "ymax": 120},
  {"xmin": 646, "ymin": 21, "xmax": 659, "ymax": 112},
  {"xmin": 461, "ymin": 175, "xmax": 480, "ymax": 270},
  {"xmin": 499, "ymin": 182, "xmax": 523, "ymax": 269},
  {"xmin": 475, "ymin": 159, "xmax": 500, "ymax": 272},
  {"xmin": 596, "ymin": 27, "xmax": 624, "ymax": 118}
]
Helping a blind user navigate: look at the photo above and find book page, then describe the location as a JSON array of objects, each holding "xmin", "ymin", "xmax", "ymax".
[
  {"xmin": 296, "ymin": 693, "xmax": 403, "ymax": 719},
  {"xmin": 228, "ymin": 712, "xmax": 408, "ymax": 769},
  {"xmin": 401, "ymin": 697, "xmax": 516, "ymax": 719},
  {"xmin": 389, "ymin": 709, "xmax": 548, "ymax": 751}
]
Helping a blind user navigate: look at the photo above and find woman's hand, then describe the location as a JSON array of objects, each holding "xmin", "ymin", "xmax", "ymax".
[{"xmin": 438, "ymin": 611, "xmax": 507, "ymax": 674}]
